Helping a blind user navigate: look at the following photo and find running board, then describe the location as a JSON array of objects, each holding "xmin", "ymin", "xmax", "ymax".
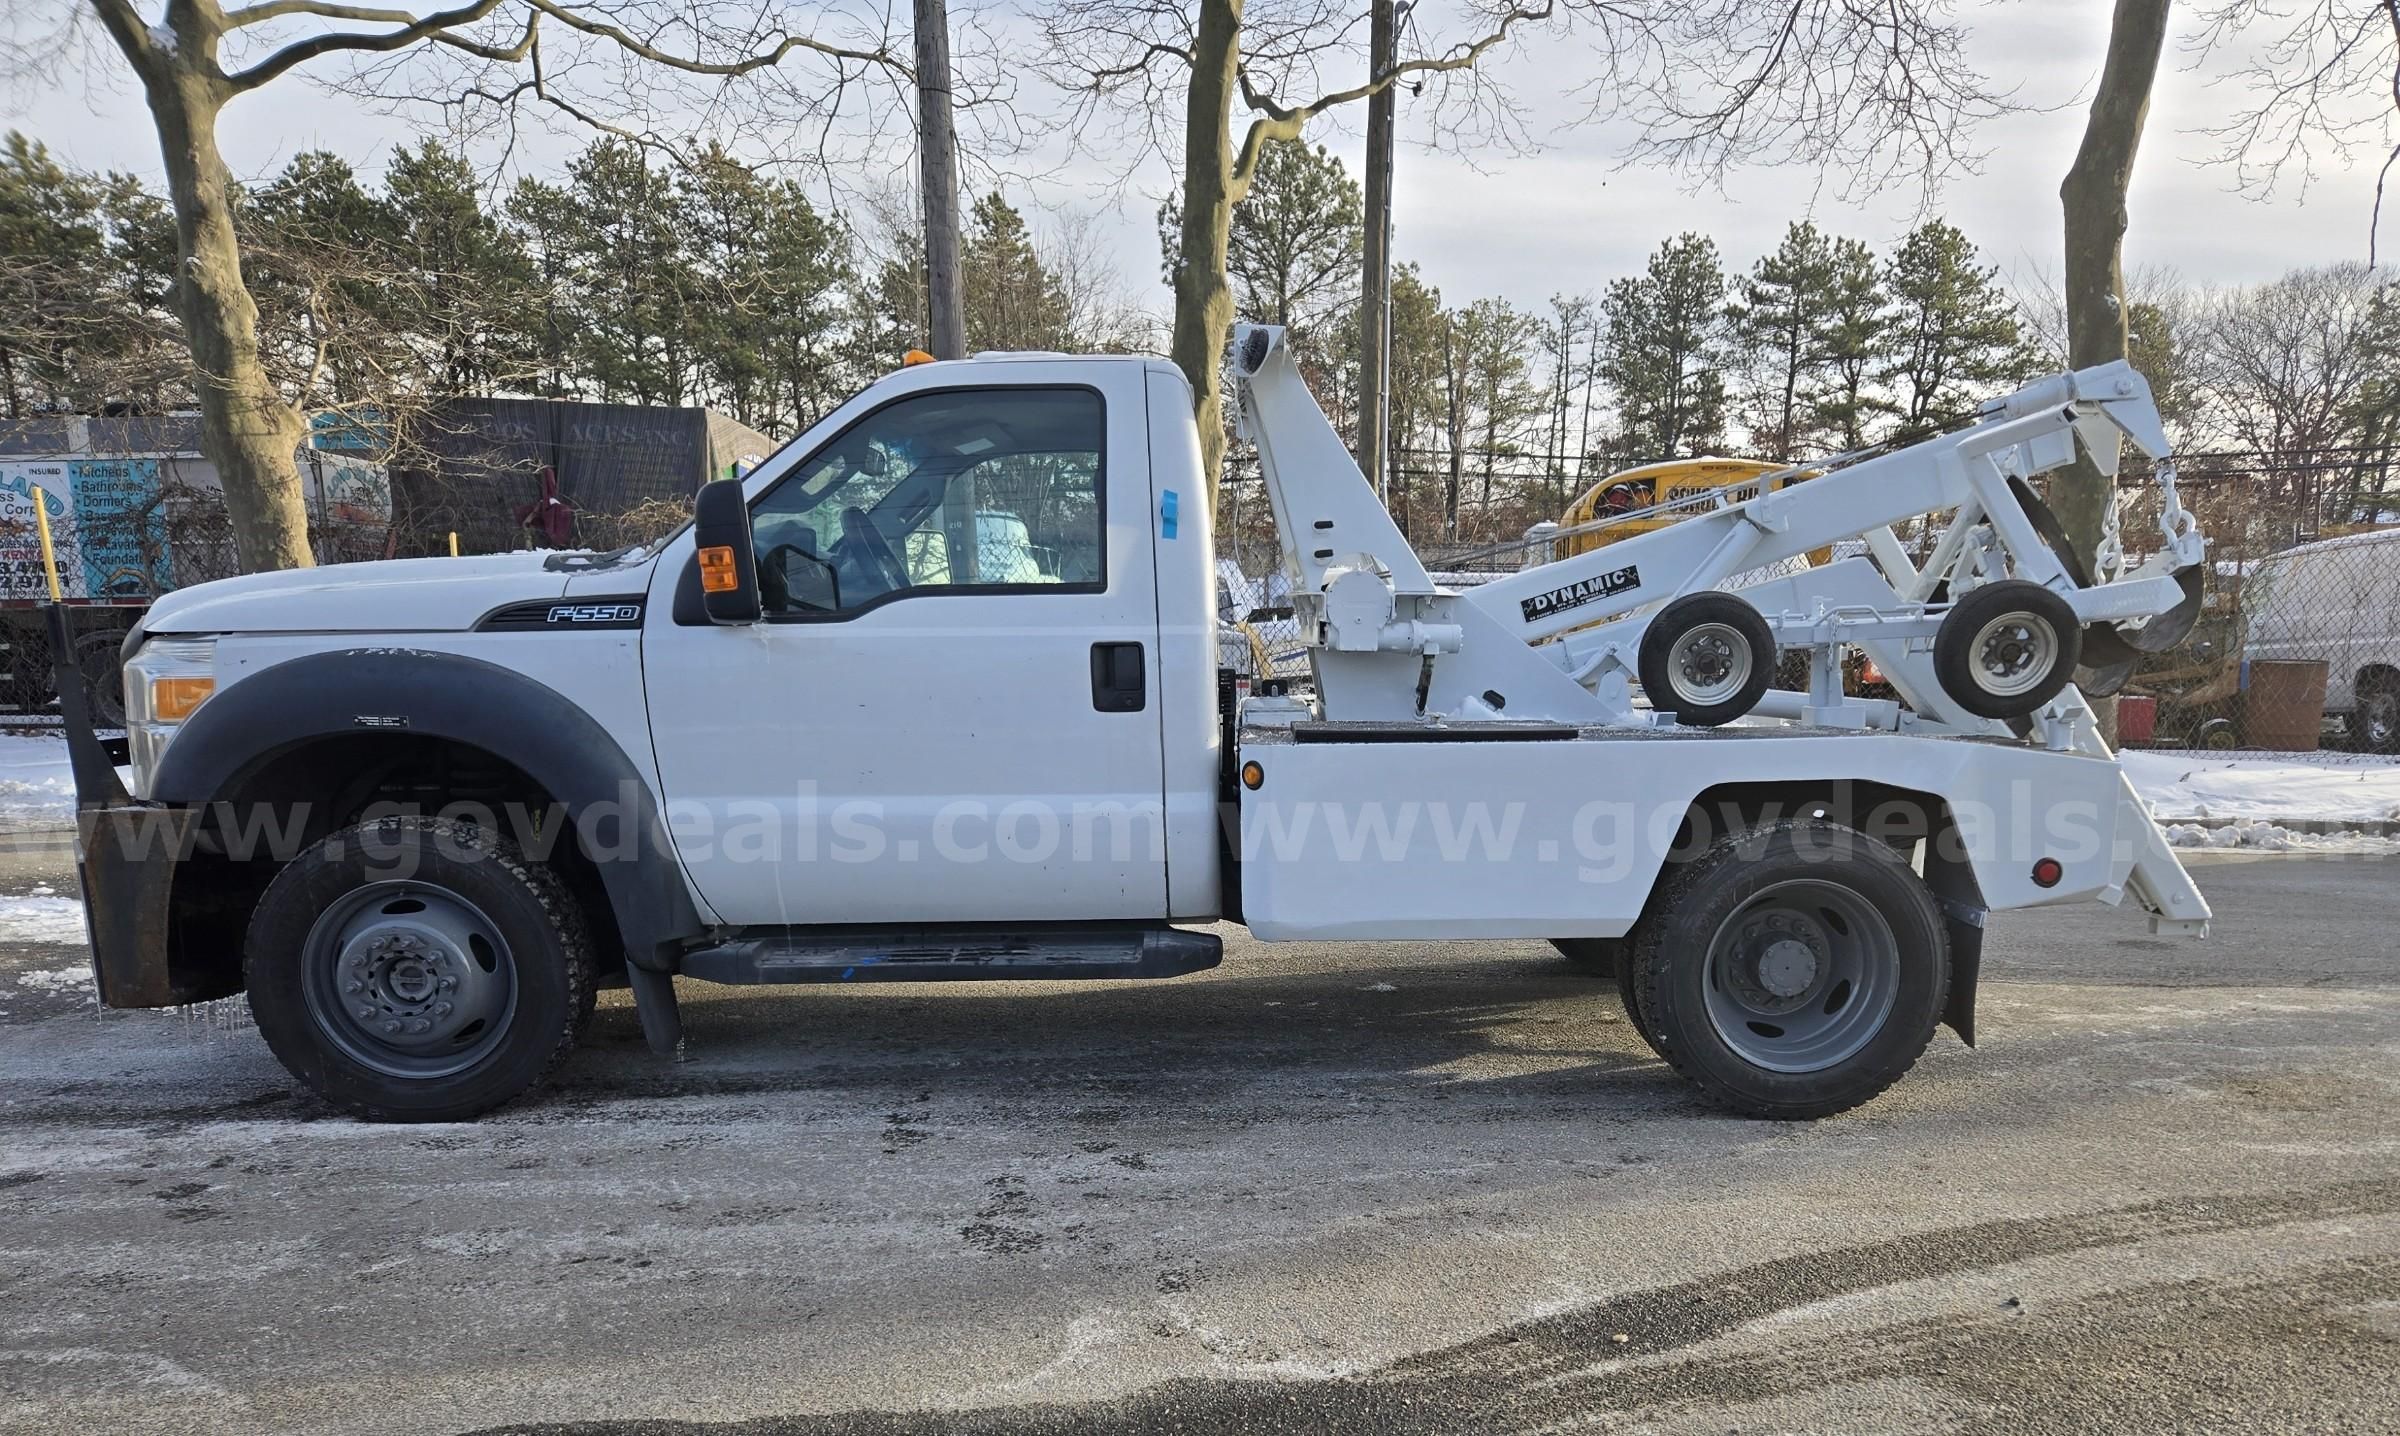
[{"xmin": 678, "ymin": 925, "xmax": 1223, "ymax": 985}]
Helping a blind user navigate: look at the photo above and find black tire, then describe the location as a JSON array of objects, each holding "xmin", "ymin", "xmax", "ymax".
[
  {"xmin": 1933, "ymin": 580, "xmax": 2082, "ymax": 720},
  {"xmin": 1550, "ymin": 937, "xmax": 1625, "ymax": 977},
  {"xmin": 1639, "ymin": 592, "xmax": 1776, "ymax": 727},
  {"xmin": 1629, "ymin": 821, "xmax": 1950, "ymax": 1120},
  {"xmin": 2354, "ymin": 685, "xmax": 2400, "ymax": 756},
  {"xmin": 246, "ymin": 816, "xmax": 596, "ymax": 1122},
  {"xmin": 2192, "ymin": 715, "xmax": 2240, "ymax": 751},
  {"xmin": 1616, "ymin": 940, "xmax": 1667, "ymax": 1059}
]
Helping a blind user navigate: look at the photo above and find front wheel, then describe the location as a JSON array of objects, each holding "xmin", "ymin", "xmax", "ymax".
[
  {"xmin": 1630, "ymin": 821, "xmax": 1949, "ymax": 1119},
  {"xmin": 246, "ymin": 816, "xmax": 596, "ymax": 1121}
]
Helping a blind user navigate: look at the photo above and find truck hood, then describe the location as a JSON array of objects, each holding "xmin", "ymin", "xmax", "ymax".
[{"xmin": 142, "ymin": 552, "xmax": 594, "ymax": 636}]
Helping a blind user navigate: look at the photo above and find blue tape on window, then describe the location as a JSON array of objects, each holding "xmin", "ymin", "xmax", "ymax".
[{"xmin": 1161, "ymin": 488, "xmax": 1179, "ymax": 540}]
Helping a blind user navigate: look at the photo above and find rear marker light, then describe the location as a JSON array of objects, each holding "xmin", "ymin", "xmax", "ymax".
[{"xmin": 2031, "ymin": 857, "xmax": 2063, "ymax": 888}]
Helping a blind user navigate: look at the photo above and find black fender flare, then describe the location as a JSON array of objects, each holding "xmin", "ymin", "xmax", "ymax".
[{"xmin": 149, "ymin": 647, "xmax": 703, "ymax": 969}]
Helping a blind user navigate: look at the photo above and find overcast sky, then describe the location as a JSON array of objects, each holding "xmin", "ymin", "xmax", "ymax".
[{"xmin": 18, "ymin": 0, "xmax": 2393, "ymax": 322}]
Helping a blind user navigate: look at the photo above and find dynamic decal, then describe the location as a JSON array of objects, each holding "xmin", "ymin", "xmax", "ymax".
[{"xmin": 1518, "ymin": 564, "xmax": 1641, "ymax": 624}]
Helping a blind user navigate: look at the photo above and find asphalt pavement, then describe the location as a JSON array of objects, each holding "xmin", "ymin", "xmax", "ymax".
[{"xmin": 1, "ymin": 833, "xmax": 2394, "ymax": 1435}]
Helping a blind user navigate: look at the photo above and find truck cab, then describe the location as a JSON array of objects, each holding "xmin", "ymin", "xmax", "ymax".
[{"xmin": 68, "ymin": 339, "xmax": 2211, "ymax": 1126}]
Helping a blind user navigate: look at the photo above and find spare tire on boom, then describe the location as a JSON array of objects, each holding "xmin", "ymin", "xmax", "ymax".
[
  {"xmin": 1638, "ymin": 592, "xmax": 1776, "ymax": 727},
  {"xmin": 1932, "ymin": 580, "xmax": 2082, "ymax": 719}
]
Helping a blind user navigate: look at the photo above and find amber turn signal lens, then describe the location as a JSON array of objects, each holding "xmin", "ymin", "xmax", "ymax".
[
  {"xmin": 152, "ymin": 676, "xmax": 215, "ymax": 722},
  {"xmin": 1240, "ymin": 761, "xmax": 1264, "ymax": 791},
  {"xmin": 697, "ymin": 544, "xmax": 740, "ymax": 593}
]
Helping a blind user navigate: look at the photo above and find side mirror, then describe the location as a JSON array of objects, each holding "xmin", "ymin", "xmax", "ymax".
[{"xmin": 692, "ymin": 480, "xmax": 761, "ymax": 624}]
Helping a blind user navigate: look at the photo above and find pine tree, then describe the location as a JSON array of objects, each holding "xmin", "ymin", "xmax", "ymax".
[
  {"xmin": 1880, "ymin": 220, "xmax": 2030, "ymax": 432},
  {"xmin": 504, "ymin": 178, "xmax": 579, "ymax": 400},
  {"xmin": 964, "ymin": 193, "xmax": 1072, "ymax": 353},
  {"xmin": 674, "ymin": 145, "xmax": 852, "ymax": 432},
  {"xmin": 0, "ymin": 132, "xmax": 105, "ymax": 419},
  {"xmin": 1600, "ymin": 233, "xmax": 1729, "ymax": 462},
  {"xmin": 552, "ymin": 140, "xmax": 694, "ymax": 406},
  {"xmin": 1808, "ymin": 236, "xmax": 1890, "ymax": 450},
  {"xmin": 1161, "ymin": 140, "xmax": 1362, "ymax": 339},
  {"xmin": 1725, "ymin": 221, "xmax": 1842, "ymax": 459},
  {"xmin": 379, "ymin": 141, "xmax": 535, "ymax": 396}
]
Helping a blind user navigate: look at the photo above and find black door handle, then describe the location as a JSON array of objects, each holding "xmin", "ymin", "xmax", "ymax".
[{"xmin": 1091, "ymin": 642, "xmax": 1146, "ymax": 712}]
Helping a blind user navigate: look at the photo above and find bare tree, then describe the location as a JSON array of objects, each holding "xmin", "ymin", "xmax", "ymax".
[
  {"xmin": 2190, "ymin": 264, "xmax": 2393, "ymax": 459},
  {"xmin": 2187, "ymin": 1, "xmax": 2400, "ymax": 262},
  {"xmin": 6, "ymin": 1, "xmax": 911, "ymax": 573},
  {"xmin": 1041, "ymin": 0, "xmax": 2019, "ymax": 503}
]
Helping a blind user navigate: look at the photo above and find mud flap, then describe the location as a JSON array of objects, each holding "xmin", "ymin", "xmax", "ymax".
[
  {"xmin": 1938, "ymin": 898, "xmax": 1984, "ymax": 1047},
  {"xmin": 626, "ymin": 962, "xmax": 685, "ymax": 1059},
  {"xmin": 77, "ymin": 804, "xmax": 220, "ymax": 1007}
]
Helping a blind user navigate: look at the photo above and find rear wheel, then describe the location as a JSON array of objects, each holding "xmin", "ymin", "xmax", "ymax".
[
  {"xmin": 246, "ymin": 816, "xmax": 595, "ymax": 1121},
  {"xmin": 1630, "ymin": 821, "xmax": 1949, "ymax": 1120}
]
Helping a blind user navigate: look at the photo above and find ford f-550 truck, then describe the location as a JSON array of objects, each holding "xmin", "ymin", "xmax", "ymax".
[{"xmin": 64, "ymin": 326, "xmax": 2212, "ymax": 1122}]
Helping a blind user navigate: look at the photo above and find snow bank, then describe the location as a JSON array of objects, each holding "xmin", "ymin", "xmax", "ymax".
[
  {"xmin": 2121, "ymin": 749, "xmax": 2400, "ymax": 825},
  {"xmin": 2160, "ymin": 820, "xmax": 2400, "ymax": 855},
  {"xmin": 0, "ymin": 733, "xmax": 80, "ymax": 822}
]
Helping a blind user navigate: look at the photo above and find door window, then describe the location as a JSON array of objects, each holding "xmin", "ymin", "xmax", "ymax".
[{"xmin": 745, "ymin": 387, "xmax": 1105, "ymax": 617}]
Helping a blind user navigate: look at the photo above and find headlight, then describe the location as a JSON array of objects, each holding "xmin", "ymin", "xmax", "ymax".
[{"xmin": 123, "ymin": 636, "xmax": 216, "ymax": 796}]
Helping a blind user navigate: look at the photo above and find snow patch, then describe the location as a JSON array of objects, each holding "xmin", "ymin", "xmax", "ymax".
[
  {"xmin": 16, "ymin": 964, "xmax": 94, "ymax": 992},
  {"xmin": 2160, "ymin": 820, "xmax": 2400, "ymax": 855},
  {"xmin": 0, "ymin": 734, "xmax": 133, "ymax": 822},
  {"xmin": 2123, "ymin": 749, "xmax": 2400, "ymax": 826},
  {"xmin": 0, "ymin": 897, "xmax": 90, "ymax": 946}
]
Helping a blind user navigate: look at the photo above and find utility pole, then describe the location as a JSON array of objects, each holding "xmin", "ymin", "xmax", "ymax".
[
  {"xmin": 914, "ymin": 0, "xmax": 966, "ymax": 360},
  {"xmin": 1357, "ymin": 0, "xmax": 1397, "ymax": 499}
]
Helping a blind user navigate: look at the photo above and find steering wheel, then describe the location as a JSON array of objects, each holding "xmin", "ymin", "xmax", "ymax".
[{"xmin": 841, "ymin": 505, "xmax": 910, "ymax": 594}]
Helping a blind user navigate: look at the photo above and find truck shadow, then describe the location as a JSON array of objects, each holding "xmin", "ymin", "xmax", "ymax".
[{"xmin": 551, "ymin": 944, "xmax": 1681, "ymax": 1115}]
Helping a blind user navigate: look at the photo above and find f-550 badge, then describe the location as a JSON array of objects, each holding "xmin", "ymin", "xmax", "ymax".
[
  {"xmin": 547, "ymin": 603, "xmax": 642, "ymax": 624},
  {"xmin": 1519, "ymin": 564, "xmax": 1641, "ymax": 623}
]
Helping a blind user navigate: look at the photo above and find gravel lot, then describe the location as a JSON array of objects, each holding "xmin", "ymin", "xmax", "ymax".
[{"xmin": 1, "ymin": 833, "xmax": 2394, "ymax": 1435}]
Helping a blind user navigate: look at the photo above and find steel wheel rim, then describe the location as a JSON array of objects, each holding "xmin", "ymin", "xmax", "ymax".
[
  {"xmin": 1671, "ymin": 622, "xmax": 1752, "ymax": 707},
  {"xmin": 2367, "ymin": 694, "xmax": 2398, "ymax": 748},
  {"xmin": 300, "ymin": 881, "xmax": 518, "ymax": 1080},
  {"xmin": 1702, "ymin": 879, "xmax": 1901, "ymax": 1074},
  {"xmin": 1969, "ymin": 611, "xmax": 2059, "ymax": 698}
]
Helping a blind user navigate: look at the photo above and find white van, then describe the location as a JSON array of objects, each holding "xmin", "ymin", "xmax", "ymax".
[{"xmin": 2241, "ymin": 529, "xmax": 2400, "ymax": 752}]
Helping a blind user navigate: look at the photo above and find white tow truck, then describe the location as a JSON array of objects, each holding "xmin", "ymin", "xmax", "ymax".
[{"xmin": 64, "ymin": 325, "xmax": 2210, "ymax": 1121}]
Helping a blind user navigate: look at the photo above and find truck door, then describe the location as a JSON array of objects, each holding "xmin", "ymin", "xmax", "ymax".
[{"xmin": 641, "ymin": 366, "xmax": 1169, "ymax": 927}]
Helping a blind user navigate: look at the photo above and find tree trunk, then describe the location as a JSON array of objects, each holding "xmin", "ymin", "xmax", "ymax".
[
  {"xmin": 1169, "ymin": 0, "xmax": 1246, "ymax": 512},
  {"xmin": 147, "ymin": 73, "xmax": 314, "ymax": 573},
  {"xmin": 2057, "ymin": 0, "xmax": 2169, "ymax": 561},
  {"xmin": 2058, "ymin": 0, "xmax": 2169, "ymax": 744}
]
